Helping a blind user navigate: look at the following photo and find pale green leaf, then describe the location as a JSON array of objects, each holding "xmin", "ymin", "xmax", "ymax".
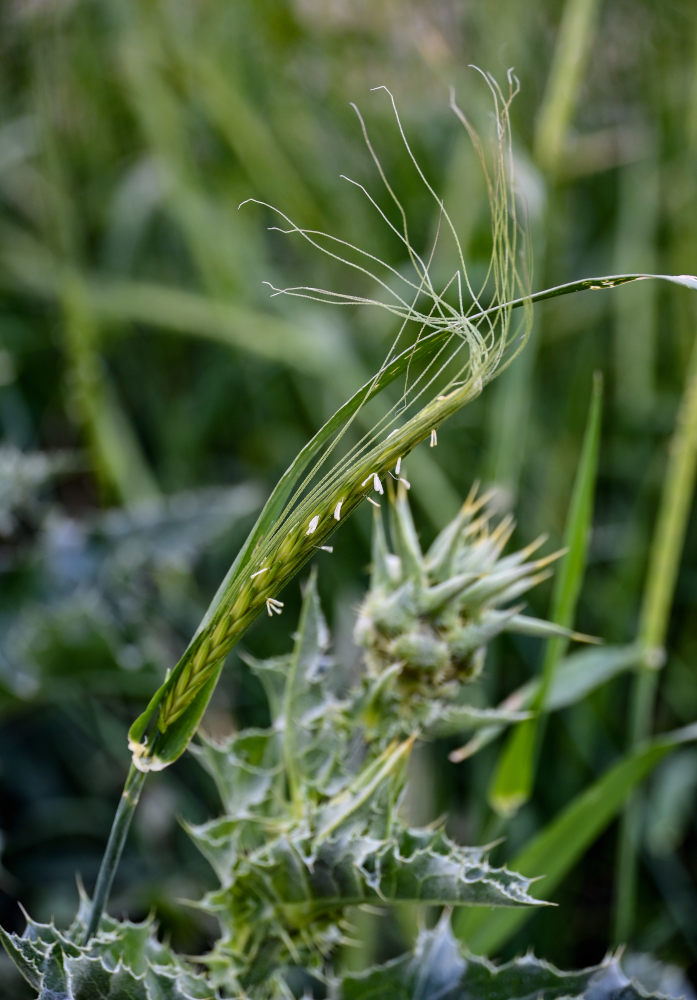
[{"xmin": 451, "ymin": 643, "xmax": 642, "ymax": 762}]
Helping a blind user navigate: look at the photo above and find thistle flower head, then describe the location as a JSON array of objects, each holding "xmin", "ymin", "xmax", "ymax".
[{"xmin": 355, "ymin": 484, "xmax": 580, "ymax": 735}]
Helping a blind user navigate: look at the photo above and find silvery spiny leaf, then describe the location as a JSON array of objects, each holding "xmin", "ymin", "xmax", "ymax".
[{"xmin": 333, "ymin": 918, "xmax": 674, "ymax": 1000}]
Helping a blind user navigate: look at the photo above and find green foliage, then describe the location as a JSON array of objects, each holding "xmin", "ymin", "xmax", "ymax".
[
  {"xmin": 336, "ymin": 920, "xmax": 667, "ymax": 1000},
  {"xmin": 189, "ymin": 569, "xmax": 545, "ymax": 991},
  {"xmin": 3, "ymin": 5, "xmax": 697, "ymax": 991},
  {"xmin": 489, "ymin": 371, "xmax": 603, "ymax": 814},
  {"xmin": 456, "ymin": 721, "xmax": 697, "ymax": 954},
  {"xmin": 0, "ymin": 896, "xmax": 214, "ymax": 1000},
  {"xmin": 0, "ymin": 466, "xmax": 260, "ymax": 708},
  {"xmin": 2, "ymin": 500, "xmax": 683, "ymax": 997},
  {"xmin": 0, "ymin": 907, "xmax": 671, "ymax": 1000}
]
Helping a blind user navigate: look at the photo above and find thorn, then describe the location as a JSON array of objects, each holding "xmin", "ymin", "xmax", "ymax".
[
  {"xmin": 266, "ymin": 598, "xmax": 284, "ymax": 616},
  {"xmin": 306, "ymin": 515, "xmax": 320, "ymax": 535}
]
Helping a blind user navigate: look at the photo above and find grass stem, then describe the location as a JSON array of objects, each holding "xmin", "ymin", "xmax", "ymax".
[
  {"xmin": 84, "ymin": 763, "xmax": 148, "ymax": 942},
  {"xmin": 614, "ymin": 328, "xmax": 697, "ymax": 942}
]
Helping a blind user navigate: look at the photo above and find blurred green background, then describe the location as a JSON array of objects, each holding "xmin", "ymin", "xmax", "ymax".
[{"xmin": 1, "ymin": 0, "xmax": 696, "ymax": 994}]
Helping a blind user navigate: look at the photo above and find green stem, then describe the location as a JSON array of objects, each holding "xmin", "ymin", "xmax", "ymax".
[
  {"xmin": 534, "ymin": 0, "xmax": 602, "ymax": 173},
  {"xmin": 84, "ymin": 762, "xmax": 148, "ymax": 942},
  {"xmin": 614, "ymin": 330, "xmax": 697, "ymax": 943}
]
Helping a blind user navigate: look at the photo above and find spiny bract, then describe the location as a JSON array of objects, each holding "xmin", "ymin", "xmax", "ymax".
[{"xmin": 355, "ymin": 483, "xmax": 586, "ymax": 734}]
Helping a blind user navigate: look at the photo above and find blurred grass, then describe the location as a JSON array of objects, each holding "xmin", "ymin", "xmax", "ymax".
[{"xmin": 1, "ymin": 0, "xmax": 697, "ymax": 990}]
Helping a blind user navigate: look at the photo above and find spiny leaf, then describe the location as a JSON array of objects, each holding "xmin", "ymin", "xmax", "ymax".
[
  {"xmin": 201, "ymin": 826, "xmax": 544, "ymax": 918},
  {"xmin": 0, "ymin": 921, "xmax": 44, "ymax": 990},
  {"xmin": 194, "ymin": 823, "xmax": 545, "ymax": 988},
  {"xmin": 334, "ymin": 919, "xmax": 670, "ymax": 1000},
  {"xmin": 0, "ymin": 907, "xmax": 219, "ymax": 1000},
  {"xmin": 191, "ymin": 729, "xmax": 283, "ymax": 820}
]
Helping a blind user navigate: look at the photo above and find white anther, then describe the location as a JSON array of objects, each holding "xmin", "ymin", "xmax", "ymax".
[
  {"xmin": 430, "ymin": 428, "xmax": 438, "ymax": 447},
  {"xmin": 266, "ymin": 598, "xmax": 284, "ymax": 616},
  {"xmin": 319, "ymin": 545, "xmax": 333, "ymax": 553},
  {"xmin": 399, "ymin": 477, "xmax": 411, "ymax": 490},
  {"xmin": 250, "ymin": 567, "xmax": 269, "ymax": 579},
  {"xmin": 306, "ymin": 515, "xmax": 320, "ymax": 535},
  {"xmin": 334, "ymin": 499, "xmax": 343, "ymax": 520},
  {"xmin": 395, "ymin": 456, "xmax": 402, "ymax": 475},
  {"xmin": 362, "ymin": 472, "xmax": 383, "ymax": 494},
  {"xmin": 367, "ymin": 497, "xmax": 381, "ymax": 508}
]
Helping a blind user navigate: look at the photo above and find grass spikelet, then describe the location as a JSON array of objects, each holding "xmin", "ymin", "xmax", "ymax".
[{"xmin": 129, "ymin": 69, "xmax": 532, "ymax": 771}]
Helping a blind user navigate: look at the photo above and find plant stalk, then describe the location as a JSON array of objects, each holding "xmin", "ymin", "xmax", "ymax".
[
  {"xmin": 614, "ymin": 329, "xmax": 697, "ymax": 942},
  {"xmin": 84, "ymin": 762, "xmax": 148, "ymax": 942}
]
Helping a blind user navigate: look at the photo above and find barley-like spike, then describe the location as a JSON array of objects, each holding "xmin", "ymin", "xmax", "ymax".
[{"xmin": 130, "ymin": 70, "xmax": 532, "ymax": 768}]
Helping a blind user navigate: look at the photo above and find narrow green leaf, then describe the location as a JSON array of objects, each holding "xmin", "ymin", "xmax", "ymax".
[
  {"xmin": 421, "ymin": 702, "xmax": 531, "ymax": 738},
  {"xmin": 488, "ymin": 373, "xmax": 602, "ymax": 815},
  {"xmin": 451, "ymin": 643, "xmax": 643, "ymax": 763},
  {"xmin": 616, "ymin": 325, "xmax": 697, "ymax": 941},
  {"xmin": 534, "ymin": 0, "xmax": 602, "ymax": 173},
  {"xmin": 455, "ymin": 722, "xmax": 697, "ymax": 954}
]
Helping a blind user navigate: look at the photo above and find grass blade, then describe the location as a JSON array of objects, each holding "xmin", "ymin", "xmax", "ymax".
[
  {"xmin": 615, "ymin": 328, "xmax": 697, "ymax": 941},
  {"xmin": 451, "ymin": 642, "xmax": 642, "ymax": 764},
  {"xmin": 488, "ymin": 373, "xmax": 603, "ymax": 815},
  {"xmin": 534, "ymin": 0, "xmax": 603, "ymax": 173},
  {"xmin": 455, "ymin": 723, "xmax": 697, "ymax": 955}
]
